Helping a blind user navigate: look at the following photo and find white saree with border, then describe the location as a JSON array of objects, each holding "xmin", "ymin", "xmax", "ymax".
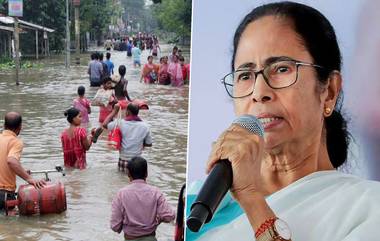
[{"xmin": 187, "ymin": 170, "xmax": 380, "ymax": 241}]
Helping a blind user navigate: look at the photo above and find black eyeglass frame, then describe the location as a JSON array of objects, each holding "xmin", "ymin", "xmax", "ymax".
[{"xmin": 220, "ymin": 59, "xmax": 324, "ymax": 99}]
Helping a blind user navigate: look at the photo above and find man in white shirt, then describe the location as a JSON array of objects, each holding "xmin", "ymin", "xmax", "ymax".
[{"xmin": 105, "ymin": 103, "xmax": 152, "ymax": 172}]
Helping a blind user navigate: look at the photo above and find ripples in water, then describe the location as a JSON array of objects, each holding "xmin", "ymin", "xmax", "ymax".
[{"xmin": 0, "ymin": 44, "xmax": 189, "ymax": 240}]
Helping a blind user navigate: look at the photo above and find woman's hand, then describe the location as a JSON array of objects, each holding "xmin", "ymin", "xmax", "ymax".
[
  {"xmin": 91, "ymin": 128, "xmax": 97, "ymax": 136},
  {"xmin": 206, "ymin": 124, "xmax": 265, "ymax": 204},
  {"xmin": 206, "ymin": 124, "xmax": 277, "ymax": 231}
]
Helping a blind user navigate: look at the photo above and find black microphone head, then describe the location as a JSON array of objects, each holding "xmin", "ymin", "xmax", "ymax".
[
  {"xmin": 232, "ymin": 114, "xmax": 264, "ymax": 137},
  {"xmin": 186, "ymin": 115, "xmax": 263, "ymax": 233}
]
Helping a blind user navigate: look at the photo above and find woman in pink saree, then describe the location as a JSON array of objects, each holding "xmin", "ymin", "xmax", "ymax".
[{"xmin": 168, "ymin": 55, "xmax": 184, "ymax": 87}]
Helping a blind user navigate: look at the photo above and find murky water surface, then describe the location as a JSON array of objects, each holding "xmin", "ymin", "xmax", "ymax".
[{"xmin": 0, "ymin": 44, "xmax": 189, "ymax": 241}]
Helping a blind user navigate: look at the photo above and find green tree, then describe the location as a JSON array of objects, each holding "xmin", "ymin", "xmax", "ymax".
[
  {"xmin": 4, "ymin": 0, "xmax": 122, "ymax": 52},
  {"xmin": 0, "ymin": 0, "xmax": 66, "ymax": 53},
  {"xmin": 0, "ymin": 0, "xmax": 7, "ymax": 15},
  {"xmin": 0, "ymin": 0, "xmax": 8, "ymax": 15},
  {"xmin": 22, "ymin": 0, "xmax": 66, "ymax": 53},
  {"xmin": 80, "ymin": 0, "xmax": 119, "ymax": 41},
  {"xmin": 152, "ymin": 0, "xmax": 192, "ymax": 41},
  {"xmin": 121, "ymin": 0, "xmax": 145, "ymax": 32}
]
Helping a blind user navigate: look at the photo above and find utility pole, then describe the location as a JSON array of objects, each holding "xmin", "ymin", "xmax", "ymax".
[
  {"xmin": 65, "ymin": 0, "xmax": 70, "ymax": 69},
  {"xmin": 14, "ymin": 17, "xmax": 20, "ymax": 85},
  {"xmin": 73, "ymin": 0, "xmax": 80, "ymax": 65},
  {"xmin": 9, "ymin": 0, "xmax": 23, "ymax": 85}
]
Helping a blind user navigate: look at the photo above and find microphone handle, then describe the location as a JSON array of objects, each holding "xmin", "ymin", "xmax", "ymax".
[{"xmin": 187, "ymin": 159, "xmax": 232, "ymax": 232}]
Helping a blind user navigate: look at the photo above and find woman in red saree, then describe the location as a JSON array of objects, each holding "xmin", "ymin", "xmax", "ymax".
[{"xmin": 61, "ymin": 108, "xmax": 93, "ymax": 169}]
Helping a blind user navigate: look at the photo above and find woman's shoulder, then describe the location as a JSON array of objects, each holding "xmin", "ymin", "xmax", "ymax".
[
  {"xmin": 74, "ymin": 98, "xmax": 90, "ymax": 105},
  {"xmin": 325, "ymin": 171, "xmax": 380, "ymax": 191},
  {"xmin": 61, "ymin": 129, "xmax": 68, "ymax": 137},
  {"xmin": 332, "ymin": 172, "xmax": 380, "ymax": 199},
  {"xmin": 269, "ymin": 171, "xmax": 380, "ymax": 210},
  {"xmin": 346, "ymin": 175, "xmax": 380, "ymax": 198},
  {"xmin": 75, "ymin": 127, "xmax": 87, "ymax": 136}
]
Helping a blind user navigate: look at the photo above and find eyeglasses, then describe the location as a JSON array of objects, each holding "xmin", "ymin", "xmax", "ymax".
[{"xmin": 220, "ymin": 59, "xmax": 324, "ymax": 98}]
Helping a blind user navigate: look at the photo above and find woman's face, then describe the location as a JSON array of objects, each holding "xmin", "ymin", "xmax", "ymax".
[
  {"xmin": 233, "ymin": 16, "xmax": 327, "ymax": 151},
  {"xmin": 72, "ymin": 113, "xmax": 82, "ymax": 126},
  {"xmin": 148, "ymin": 57, "xmax": 153, "ymax": 64}
]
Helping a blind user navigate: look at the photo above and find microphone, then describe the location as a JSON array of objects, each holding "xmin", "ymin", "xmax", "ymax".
[{"xmin": 186, "ymin": 115, "xmax": 264, "ymax": 232}]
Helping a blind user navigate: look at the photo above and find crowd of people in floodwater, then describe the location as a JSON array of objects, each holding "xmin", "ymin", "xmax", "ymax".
[
  {"xmin": 0, "ymin": 33, "xmax": 186, "ymax": 241},
  {"xmin": 102, "ymin": 33, "xmax": 190, "ymax": 87},
  {"xmin": 66, "ymin": 34, "xmax": 187, "ymax": 240},
  {"xmin": 70, "ymin": 33, "xmax": 190, "ymax": 173}
]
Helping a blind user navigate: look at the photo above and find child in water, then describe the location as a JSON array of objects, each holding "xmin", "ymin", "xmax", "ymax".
[
  {"xmin": 92, "ymin": 77, "xmax": 115, "ymax": 123},
  {"xmin": 72, "ymin": 86, "xmax": 91, "ymax": 127},
  {"xmin": 61, "ymin": 108, "xmax": 93, "ymax": 169}
]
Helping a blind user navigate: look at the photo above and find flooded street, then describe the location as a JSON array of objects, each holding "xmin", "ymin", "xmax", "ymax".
[{"xmin": 0, "ymin": 44, "xmax": 189, "ymax": 241}]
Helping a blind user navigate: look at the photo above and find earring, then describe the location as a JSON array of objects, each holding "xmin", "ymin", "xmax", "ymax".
[{"xmin": 325, "ymin": 107, "xmax": 332, "ymax": 115}]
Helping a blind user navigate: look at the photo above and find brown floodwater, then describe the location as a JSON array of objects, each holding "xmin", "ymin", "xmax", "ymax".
[{"xmin": 0, "ymin": 44, "xmax": 189, "ymax": 241}]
